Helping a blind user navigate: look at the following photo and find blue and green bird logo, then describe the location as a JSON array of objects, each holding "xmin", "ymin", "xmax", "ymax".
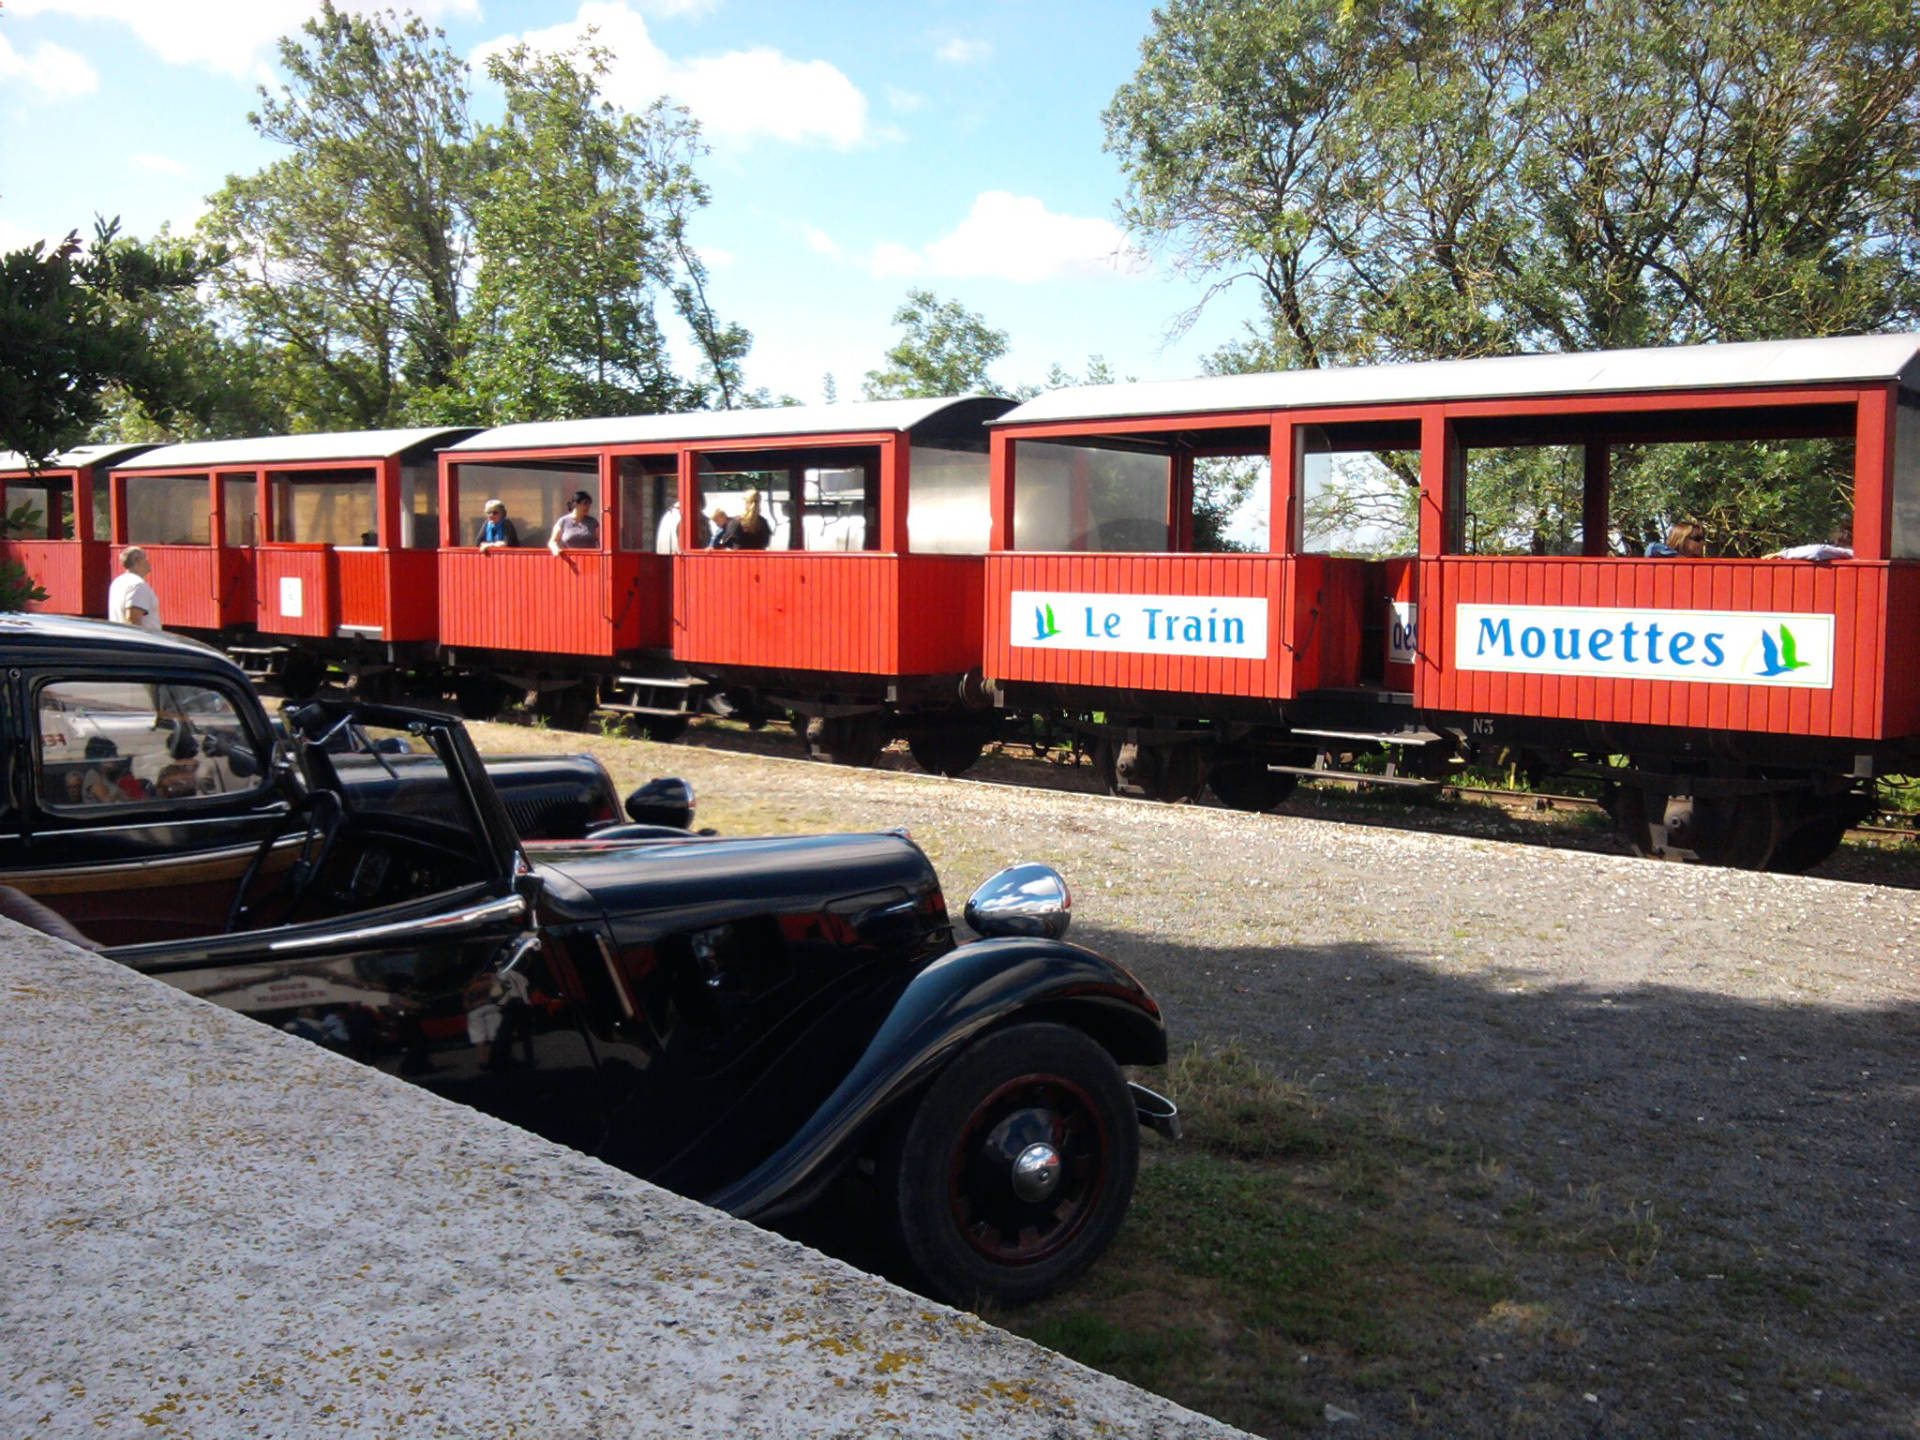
[
  {"xmin": 1756, "ymin": 624, "xmax": 1811, "ymax": 678},
  {"xmin": 1032, "ymin": 603, "xmax": 1061, "ymax": 641}
]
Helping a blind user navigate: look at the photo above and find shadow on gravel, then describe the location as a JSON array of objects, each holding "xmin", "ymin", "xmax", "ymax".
[{"xmin": 1056, "ymin": 920, "xmax": 1920, "ymax": 1438}]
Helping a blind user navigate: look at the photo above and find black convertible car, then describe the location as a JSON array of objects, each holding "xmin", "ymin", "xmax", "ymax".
[{"xmin": 0, "ymin": 616, "xmax": 1176, "ymax": 1303}]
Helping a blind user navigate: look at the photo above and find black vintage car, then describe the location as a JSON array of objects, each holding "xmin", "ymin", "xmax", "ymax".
[{"xmin": 0, "ymin": 615, "xmax": 1176, "ymax": 1303}]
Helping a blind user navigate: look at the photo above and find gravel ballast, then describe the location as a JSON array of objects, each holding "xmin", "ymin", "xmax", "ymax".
[{"xmin": 498, "ymin": 726, "xmax": 1918, "ymax": 1437}]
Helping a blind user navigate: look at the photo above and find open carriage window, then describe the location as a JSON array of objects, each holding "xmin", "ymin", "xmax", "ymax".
[
  {"xmin": 4, "ymin": 478, "xmax": 70, "ymax": 539},
  {"xmin": 36, "ymin": 679, "xmax": 265, "ymax": 812},
  {"xmin": 695, "ymin": 447, "xmax": 880, "ymax": 552},
  {"xmin": 450, "ymin": 458, "xmax": 596, "ymax": 548},
  {"xmin": 617, "ymin": 456, "xmax": 677, "ymax": 552},
  {"xmin": 1448, "ymin": 404, "xmax": 1855, "ymax": 558},
  {"xmin": 1298, "ymin": 422, "xmax": 1419, "ymax": 557}
]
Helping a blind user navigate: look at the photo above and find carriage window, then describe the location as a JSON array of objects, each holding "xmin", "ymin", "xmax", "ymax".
[
  {"xmin": 693, "ymin": 447, "xmax": 880, "ymax": 552},
  {"xmin": 4, "ymin": 479, "xmax": 67, "ymax": 539},
  {"xmin": 908, "ymin": 447, "xmax": 990, "ymax": 555},
  {"xmin": 398, "ymin": 463, "xmax": 439, "ymax": 549},
  {"xmin": 125, "ymin": 476, "xmax": 211, "ymax": 545},
  {"xmin": 1298, "ymin": 424, "xmax": 1419, "ymax": 557},
  {"xmin": 1011, "ymin": 441, "xmax": 1170, "ymax": 552},
  {"xmin": 272, "ymin": 468, "xmax": 378, "ymax": 546},
  {"xmin": 451, "ymin": 459, "xmax": 595, "ymax": 548},
  {"xmin": 617, "ymin": 456, "xmax": 677, "ymax": 552},
  {"xmin": 1891, "ymin": 396, "xmax": 1920, "ymax": 560},
  {"xmin": 220, "ymin": 473, "xmax": 257, "ymax": 548},
  {"xmin": 1460, "ymin": 444, "xmax": 1585, "ymax": 557},
  {"xmin": 37, "ymin": 679, "xmax": 265, "ymax": 811}
]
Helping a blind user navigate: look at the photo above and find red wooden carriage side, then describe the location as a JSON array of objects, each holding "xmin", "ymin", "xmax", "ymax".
[
  {"xmin": 110, "ymin": 430, "xmax": 472, "ymax": 654},
  {"xmin": 0, "ymin": 445, "xmax": 153, "ymax": 619},
  {"xmin": 439, "ymin": 398, "xmax": 1012, "ymax": 741}
]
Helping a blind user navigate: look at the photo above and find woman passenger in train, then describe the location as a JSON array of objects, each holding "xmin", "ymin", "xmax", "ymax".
[
  {"xmin": 1645, "ymin": 521, "xmax": 1706, "ymax": 558},
  {"xmin": 477, "ymin": 499, "xmax": 519, "ymax": 550},
  {"xmin": 713, "ymin": 488, "xmax": 773, "ymax": 550},
  {"xmin": 548, "ymin": 491, "xmax": 600, "ymax": 555}
]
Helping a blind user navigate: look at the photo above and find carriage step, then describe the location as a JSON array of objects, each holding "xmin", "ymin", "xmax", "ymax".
[{"xmin": 608, "ymin": 674, "xmax": 705, "ymax": 716}]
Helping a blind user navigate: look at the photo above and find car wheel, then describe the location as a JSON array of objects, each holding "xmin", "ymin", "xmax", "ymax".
[{"xmin": 888, "ymin": 1022, "xmax": 1139, "ymax": 1307}]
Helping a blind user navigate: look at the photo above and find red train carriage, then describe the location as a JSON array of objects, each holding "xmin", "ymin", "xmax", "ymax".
[
  {"xmin": 0, "ymin": 445, "xmax": 153, "ymax": 617},
  {"xmin": 440, "ymin": 397, "xmax": 1013, "ymax": 767},
  {"xmin": 111, "ymin": 429, "xmax": 474, "ymax": 692},
  {"xmin": 983, "ymin": 333, "xmax": 1920, "ymax": 870}
]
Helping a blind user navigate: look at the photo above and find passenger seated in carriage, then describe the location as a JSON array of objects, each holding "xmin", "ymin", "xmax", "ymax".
[
  {"xmin": 1645, "ymin": 521, "xmax": 1706, "ymax": 558},
  {"xmin": 712, "ymin": 488, "xmax": 773, "ymax": 550},
  {"xmin": 1767, "ymin": 522, "xmax": 1853, "ymax": 562},
  {"xmin": 548, "ymin": 491, "xmax": 600, "ymax": 554}
]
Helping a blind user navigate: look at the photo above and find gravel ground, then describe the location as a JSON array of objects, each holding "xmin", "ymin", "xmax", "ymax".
[{"xmin": 482, "ymin": 722, "xmax": 1920, "ymax": 1437}]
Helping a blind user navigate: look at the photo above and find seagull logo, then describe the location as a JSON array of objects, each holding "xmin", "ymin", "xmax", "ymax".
[
  {"xmin": 1756, "ymin": 624, "xmax": 1811, "ymax": 678},
  {"xmin": 1033, "ymin": 603, "xmax": 1061, "ymax": 642}
]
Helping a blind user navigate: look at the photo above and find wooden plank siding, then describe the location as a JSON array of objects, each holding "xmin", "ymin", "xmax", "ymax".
[
  {"xmin": 110, "ymin": 543, "xmax": 252, "ymax": 632},
  {"xmin": 337, "ymin": 550, "xmax": 390, "ymax": 635},
  {"xmin": 255, "ymin": 546, "xmax": 335, "ymax": 639},
  {"xmin": 675, "ymin": 552, "xmax": 980, "ymax": 677},
  {"xmin": 439, "ymin": 550, "xmax": 669, "ymax": 658},
  {"xmin": 4, "ymin": 541, "xmax": 107, "ymax": 618},
  {"xmin": 1423, "ymin": 557, "xmax": 1896, "ymax": 740}
]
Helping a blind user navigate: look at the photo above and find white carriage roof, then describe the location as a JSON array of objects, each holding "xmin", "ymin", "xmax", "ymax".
[
  {"xmin": 997, "ymin": 333, "xmax": 1920, "ymax": 428},
  {"xmin": 116, "ymin": 428, "xmax": 472, "ymax": 470},
  {"xmin": 448, "ymin": 396, "xmax": 1003, "ymax": 454},
  {"xmin": 0, "ymin": 443, "xmax": 154, "ymax": 474}
]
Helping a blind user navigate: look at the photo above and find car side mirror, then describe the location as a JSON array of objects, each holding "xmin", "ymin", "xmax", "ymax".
[
  {"xmin": 963, "ymin": 863, "xmax": 1072, "ymax": 940},
  {"xmin": 625, "ymin": 776, "xmax": 695, "ymax": 830}
]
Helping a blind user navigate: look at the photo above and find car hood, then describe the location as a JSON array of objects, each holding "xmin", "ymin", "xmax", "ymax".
[{"xmin": 530, "ymin": 830, "xmax": 945, "ymax": 933}]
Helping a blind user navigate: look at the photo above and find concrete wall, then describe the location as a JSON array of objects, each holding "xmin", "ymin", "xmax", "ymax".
[{"xmin": 0, "ymin": 921, "xmax": 1246, "ymax": 1439}]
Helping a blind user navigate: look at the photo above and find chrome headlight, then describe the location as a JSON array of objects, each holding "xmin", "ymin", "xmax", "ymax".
[{"xmin": 963, "ymin": 863, "xmax": 1071, "ymax": 940}]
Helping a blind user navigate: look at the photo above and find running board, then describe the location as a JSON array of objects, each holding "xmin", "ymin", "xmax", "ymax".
[
  {"xmin": 1266, "ymin": 763, "xmax": 1440, "ymax": 789},
  {"xmin": 1285, "ymin": 726, "xmax": 1446, "ymax": 746}
]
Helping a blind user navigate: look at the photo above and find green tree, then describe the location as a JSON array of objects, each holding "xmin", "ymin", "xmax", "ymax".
[
  {"xmin": 1107, "ymin": 0, "xmax": 1920, "ymax": 552},
  {"xmin": 864, "ymin": 290, "xmax": 1010, "ymax": 399},
  {"xmin": 202, "ymin": 1, "xmax": 477, "ymax": 429},
  {"xmin": 440, "ymin": 42, "xmax": 745, "ymax": 423},
  {"xmin": 0, "ymin": 219, "xmax": 221, "ymax": 463}
]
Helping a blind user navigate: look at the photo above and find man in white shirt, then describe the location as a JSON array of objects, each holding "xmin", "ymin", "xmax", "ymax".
[{"xmin": 108, "ymin": 548, "xmax": 161, "ymax": 630}]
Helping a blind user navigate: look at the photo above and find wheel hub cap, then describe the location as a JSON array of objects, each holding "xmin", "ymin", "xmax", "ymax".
[{"xmin": 1010, "ymin": 1141, "xmax": 1062, "ymax": 1202}]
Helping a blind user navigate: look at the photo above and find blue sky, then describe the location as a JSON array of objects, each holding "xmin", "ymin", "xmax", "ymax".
[{"xmin": 0, "ymin": 0, "xmax": 1265, "ymax": 405}]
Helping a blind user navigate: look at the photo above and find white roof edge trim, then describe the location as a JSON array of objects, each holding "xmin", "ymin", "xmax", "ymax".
[
  {"xmin": 116, "ymin": 428, "xmax": 474, "ymax": 470},
  {"xmin": 995, "ymin": 333, "xmax": 1920, "ymax": 429},
  {"xmin": 0, "ymin": 443, "xmax": 156, "ymax": 473},
  {"xmin": 447, "ymin": 396, "xmax": 1010, "ymax": 454}
]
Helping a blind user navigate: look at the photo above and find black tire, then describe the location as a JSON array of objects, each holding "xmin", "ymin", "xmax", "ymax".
[
  {"xmin": 887, "ymin": 1022, "xmax": 1139, "ymax": 1307},
  {"xmin": 808, "ymin": 713, "xmax": 886, "ymax": 767},
  {"xmin": 907, "ymin": 728, "xmax": 987, "ymax": 778},
  {"xmin": 1207, "ymin": 757, "xmax": 1298, "ymax": 812}
]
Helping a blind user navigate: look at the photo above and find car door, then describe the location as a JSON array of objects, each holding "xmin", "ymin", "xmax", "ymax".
[{"xmin": 0, "ymin": 669, "xmax": 291, "ymax": 947}]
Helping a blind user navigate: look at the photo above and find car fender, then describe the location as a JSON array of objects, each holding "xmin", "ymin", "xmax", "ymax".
[{"xmin": 706, "ymin": 936, "xmax": 1165, "ymax": 1221}]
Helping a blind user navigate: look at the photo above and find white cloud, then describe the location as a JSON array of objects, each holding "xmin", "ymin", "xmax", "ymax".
[
  {"xmin": 802, "ymin": 225, "xmax": 845, "ymax": 261},
  {"xmin": 8, "ymin": 0, "xmax": 478, "ymax": 78},
  {"xmin": 0, "ymin": 30, "xmax": 100, "ymax": 94},
  {"xmin": 871, "ymin": 192, "xmax": 1139, "ymax": 285},
  {"xmin": 933, "ymin": 36, "xmax": 991, "ymax": 66},
  {"xmin": 884, "ymin": 83, "xmax": 924, "ymax": 114},
  {"xmin": 697, "ymin": 245, "xmax": 735, "ymax": 269},
  {"xmin": 130, "ymin": 151, "xmax": 190, "ymax": 177},
  {"xmin": 479, "ymin": 2, "xmax": 869, "ymax": 150}
]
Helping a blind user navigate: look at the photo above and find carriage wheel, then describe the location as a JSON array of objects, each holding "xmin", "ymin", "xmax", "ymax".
[
  {"xmin": 1207, "ymin": 757, "xmax": 1297, "ymax": 812},
  {"xmin": 907, "ymin": 727, "xmax": 989, "ymax": 778},
  {"xmin": 536, "ymin": 683, "xmax": 597, "ymax": 732},
  {"xmin": 808, "ymin": 713, "xmax": 887, "ymax": 767}
]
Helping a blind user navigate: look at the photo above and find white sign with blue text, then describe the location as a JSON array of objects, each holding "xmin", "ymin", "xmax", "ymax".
[
  {"xmin": 1011, "ymin": 591, "xmax": 1269, "ymax": 660},
  {"xmin": 1455, "ymin": 603, "xmax": 1835, "ymax": 688}
]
